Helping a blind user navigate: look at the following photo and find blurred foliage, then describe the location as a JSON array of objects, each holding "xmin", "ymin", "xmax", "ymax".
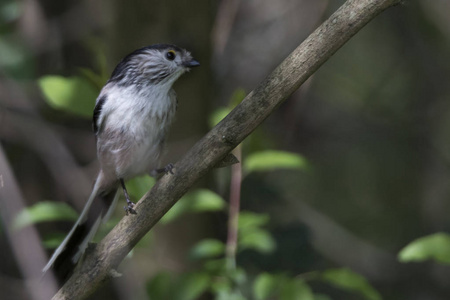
[
  {"xmin": 161, "ymin": 189, "xmax": 227, "ymax": 224},
  {"xmin": 2, "ymin": 1, "xmax": 450, "ymax": 300},
  {"xmin": 12, "ymin": 201, "xmax": 79, "ymax": 249},
  {"xmin": 252, "ymin": 273, "xmax": 316, "ymax": 300},
  {"xmin": 13, "ymin": 201, "xmax": 78, "ymax": 230},
  {"xmin": 398, "ymin": 233, "xmax": 450, "ymax": 265},
  {"xmin": 321, "ymin": 268, "xmax": 382, "ymax": 300},
  {"xmin": 38, "ymin": 75, "xmax": 98, "ymax": 117},
  {"xmin": 244, "ymin": 150, "xmax": 308, "ymax": 175},
  {"xmin": 189, "ymin": 239, "xmax": 225, "ymax": 260},
  {"xmin": 37, "ymin": 40, "xmax": 108, "ymax": 117},
  {"xmin": 237, "ymin": 212, "xmax": 275, "ymax": 254}
]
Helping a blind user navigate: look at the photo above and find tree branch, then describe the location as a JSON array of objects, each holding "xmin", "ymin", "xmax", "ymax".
[{"xmin": 52, "ymin": 0, "xmax": 402, "ymax": 299}]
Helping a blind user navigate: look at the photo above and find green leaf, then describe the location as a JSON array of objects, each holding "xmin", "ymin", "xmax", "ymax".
[
  {"xmin": 174, "ymin": 272, "xmax": 210, "ymax": 300},
  {"xmin": 13, "ymin": 201, "xmax": 78, "ymax": 230},
  {"xmin": 398, "ymin": 233, "xmax": 450, "ymax": 265},
  {"xmin": 38, "ymin": 75, "xmax": 98, "ymax": 117},
  {"xmin": 237, "ymin": 212, "xmax": 275, "ymax": 254},
  {"xmin": 238, "ymin": 211, "xmax": 270, "ymax": 232},
  {"xmin": 244, "ymin": 150, "xmax": 308, "ymax": 174},
  {"xmin": 253, "ymin": 273, "xmax": 276, "ymax": 300},
  {"xmin": 188, "ymin": 189, "xmax": 227, "ymax": 212},
  {"xmin": 280, "ymin": 279, "xmax": 314, "ymax": 300},
  {"xmin": 190, "ymin": 239, "xmax": 225, "ymax": 260},
  {"xmin": 239, "ymin": 228, "xmax": 276, "ymax": 254},
  {"xmin": 321, "ymin": 268, "xmax": 381, "ymax": 300},
  {"xmin": 161, "ymin": 189, "xmax": 226, "ymax": 224}
]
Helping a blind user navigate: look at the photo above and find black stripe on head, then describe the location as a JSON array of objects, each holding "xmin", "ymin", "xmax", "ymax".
[
  {"xmin": 93, "ymin": 95, "xmax": 107, "ymax": 134},
  {"xmin": 108, "ymin": 44, "xmax": 183, "ymax": 84}
]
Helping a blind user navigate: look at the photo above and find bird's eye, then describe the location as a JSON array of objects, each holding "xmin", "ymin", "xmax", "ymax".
[{"xmin": 166, "ymin": 50, "xmax": 176, "ymax": 61}]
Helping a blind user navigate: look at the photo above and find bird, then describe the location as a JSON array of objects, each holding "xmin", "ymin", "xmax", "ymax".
[{"xmin": 43, "ymin": 44, "xmax": 200, "ymax": 281}]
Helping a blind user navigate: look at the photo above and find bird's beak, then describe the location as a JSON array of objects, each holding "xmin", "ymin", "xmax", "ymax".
[{"xmin": 184, "ymin": 59, "xmax": 200, "ymax": 68}]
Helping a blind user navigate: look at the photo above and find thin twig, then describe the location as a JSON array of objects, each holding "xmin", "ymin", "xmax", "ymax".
[{"xmin": 225, "ymin": 145, "xmax": 242, "ymax": 270}]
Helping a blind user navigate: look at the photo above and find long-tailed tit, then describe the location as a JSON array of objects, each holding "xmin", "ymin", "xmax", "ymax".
[{"xmin": 43, "ymin": 44, "xmax": 199, "ymax": 280}]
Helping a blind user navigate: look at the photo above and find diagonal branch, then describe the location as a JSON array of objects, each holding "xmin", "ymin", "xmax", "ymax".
[{"xmin": 52, "ymin": 0, "xmax": 402, "ymax": 299}]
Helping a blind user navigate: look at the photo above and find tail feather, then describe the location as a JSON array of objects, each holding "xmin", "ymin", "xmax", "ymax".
[{"xmin": 43, "ymin": 176, "xmax": 119, "ymax": 281}]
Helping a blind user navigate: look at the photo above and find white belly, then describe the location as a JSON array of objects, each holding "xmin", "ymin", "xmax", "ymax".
[{"xmin": 96, "ymin": 84, "xmax": 176, "ymax": 180}]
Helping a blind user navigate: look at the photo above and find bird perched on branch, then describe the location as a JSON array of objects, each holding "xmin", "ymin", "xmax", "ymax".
[{"xmin": 43, "ymin": 44, "xmax": 200, "ymax": 281}]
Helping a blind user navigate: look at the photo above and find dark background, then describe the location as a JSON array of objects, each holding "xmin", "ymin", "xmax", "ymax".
[{"xmin": 1, "ymin": 0, "xmax": 450, "ymax": 299}]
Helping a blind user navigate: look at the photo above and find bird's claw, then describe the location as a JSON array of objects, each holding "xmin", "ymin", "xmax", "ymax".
[
  {"xmin": 164, "ymin": 163, "xmax": 174, "ymax": 175},
  {"xmin": 124, "ymin": 201, "xmax": 137, "ymax": 215}
]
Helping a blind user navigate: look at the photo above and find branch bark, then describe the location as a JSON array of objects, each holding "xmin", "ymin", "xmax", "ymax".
[{"xmin": 52, "ymin": 0, "xmax": 402, "ymax": 298}]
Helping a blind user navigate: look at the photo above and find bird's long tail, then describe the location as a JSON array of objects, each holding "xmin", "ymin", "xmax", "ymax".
[{"xmin": 43, "ymin": 173, "xmax": 118, "ymax": 281}]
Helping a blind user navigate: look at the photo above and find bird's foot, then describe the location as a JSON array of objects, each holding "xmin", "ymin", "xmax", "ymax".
[
  {"xmin": 162, "ymin": 163, "xmax": 174, "ymax": 175},
  {"xmin": 124, "ymin": 200, "xmax": 137, "ymax": 215},
  {"xmin": 120, "ymin": 178, "xmax": 137, "ymax": 215}
]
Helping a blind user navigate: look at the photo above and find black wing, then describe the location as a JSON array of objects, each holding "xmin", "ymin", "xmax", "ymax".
[{"xmin": 93, "ymin": 95, "xmax": 107, "ymax": 134}]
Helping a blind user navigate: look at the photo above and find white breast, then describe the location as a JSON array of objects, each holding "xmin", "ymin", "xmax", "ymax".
[{"xmin": 96, "ymin": 83, "xmax": 177, "ymax": 179}]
